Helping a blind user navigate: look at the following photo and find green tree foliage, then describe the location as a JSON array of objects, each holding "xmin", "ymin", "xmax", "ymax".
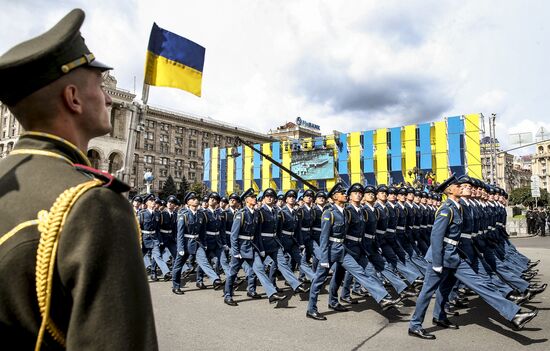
[
  {"xmin": 160, "ymin": 175, "xmax": 177, "ymax": 199},
  {"xmin": 190, "ymin": 182, "xmax": 206, "ymax": 198},
  {"xmin": 176, "ymin": 175, "xmax": 190, "ymax": 203},
  {"xmin": 509, "ymin": 186, "xmax": 549, "ymax": 207}
]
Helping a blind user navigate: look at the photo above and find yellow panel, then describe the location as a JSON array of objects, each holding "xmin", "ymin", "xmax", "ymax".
[
  {"xmin": 262, "ymin": 143, "xmax": 272, "ymax": 190},
  {"xmin": 403, "ymin": 125, "xmax": 416, "ymax": 183},
  {"xmin": 211, "ymin": 147, "xmax": 219, "ymax": 192},
  {"xmin": 375, "ymin": 128, "xmax": 388, "ymax": 184},
  {"xmin": 434, "ymin": 121, "xmax": 449, "ymax": 182},
  {"xmin": 464, "ymin": 113, "xmax": 482, "ymax": 179},
  {"xmin": 349, "ymin": 132, "xmax": 362, "ymax": 183},
  {"xmin": 325, "ymin": 136, "xmax": 337, "ymax": 189},
  {"xmin": 226, "ymin": 148, "xmax": 234, "ymax": 194},
  {"xmin": 243, "ymin": 145, "xmax": 253, "ymax": 190},
  {"xmin": 282, "ymin": 141, "xmax": 292, "ymax": 191}
]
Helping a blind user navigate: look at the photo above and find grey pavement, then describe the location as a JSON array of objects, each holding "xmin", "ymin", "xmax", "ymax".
[{"xmin": 150, "ymin": 238, "xmax": 550, "ymax": 350}]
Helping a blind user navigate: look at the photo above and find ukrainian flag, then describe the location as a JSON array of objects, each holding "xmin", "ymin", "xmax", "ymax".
[{"xmin": 144, "ymin": 23, "xmax": 205, "ymax": 97}]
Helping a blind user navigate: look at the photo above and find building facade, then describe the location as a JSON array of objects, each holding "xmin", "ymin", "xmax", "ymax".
[
  {"xmin": 204, "ymin": 114, "xmax": 484, "ymax": 195},
  {"xmin": 532, "ymin": 140, "xmax": 550, "ymax": 192},
  {"xmin": 0, "ymin": 74, "xmax": 273, "ymax": 196}
]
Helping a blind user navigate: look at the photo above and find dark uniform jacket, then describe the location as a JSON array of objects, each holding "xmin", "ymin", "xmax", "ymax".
[
  {"xmin": 278, "ymin": 205, "xmax": 303, "ymax": 250},
  {"xmin": 320, "ymin": 204, "xmax": 348, "ymax": 264},
  {"xmin": 221, "ymin": 207, "xmax": 238, "ymax": 248},
  {"xmin": 200, "ymin": 208, "xmax": 223, "ymax": 251},
  {"xmin": 425, "ymin": 199, "xmax": 463, "ymax": 269},
  {"xmin": 311, "ymin": 204, "xmax": 324, "ymax": 244},
  {"xmin": 345, "ymin": 204, "xmax": 367, "ymax": 257},
  {"xmin": 257, "ymin": 204, "xmax": 280, "ymax": 254},
  {"xmin": 0, "ymin": 132, "xmax": 157, "ymax": 350},
  {"xmin": 139, "ymin": 209, "xmax": 161, "ymax": 248},
  {"xmin": 177, "ymin": 208, "xmax": 204, "ymax": 255},
  {"xmin": 160, "ymin": 208, "xmax": 178, "ymax": 243},
  {"xmin": 231, "ymin": 206, "xmax": 259, "ymax": 259}
]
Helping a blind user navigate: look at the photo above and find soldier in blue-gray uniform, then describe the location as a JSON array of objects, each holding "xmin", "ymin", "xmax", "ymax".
[
  {"xmin": 338, "ymin": 183, "xmax": 407, "ymax": 307},
  {"xmin": 413, "ymin": 190, "xmax": 429, "ymax": 255},
  {"xmin": 374, "ymin": 185, "xmax": 421, "ymax": 285},
  {"xmin": 171, "ymin": 192, "xmax": 222, "ymax": 295},
  {"xmin": 196, "ymin": 192, "xmax": 226, "ymax": 289},
  {"xmin": 257, "ymin": 188, "xmax": 309, "ymax": 295},
  {"xmin": 310, "ymin": 191, "xmax": 328, "ymax": 273},
  {"xmin": 397, "ymin": 187, "xmax": 428, "ymax": 274},
  {"xmin": 139, "ymin": 194, "xmax": 171, "ymax": 281},
  {"xmin": 408, "ymin": 175, "xmax": 538, "ymax": 340},
  {"xmin": 298, "ymin": 189, "xmax": 316, "ymax": 282},
  {"xmin": 223, "ymin": 188, "xmax": 287, "ymax": 306},
  {"xmin": 276, "ymin": 190, "xmax": 316, "ymax": 281},
  {"xmin": 159, "ymin": 195, "xmax": 179, "ymax": 263}
]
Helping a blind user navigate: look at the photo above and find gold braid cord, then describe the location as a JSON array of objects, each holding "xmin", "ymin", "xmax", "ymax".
[{"xmin": 35, "ymin": 179, "xmax": 104, "ymax": 351}]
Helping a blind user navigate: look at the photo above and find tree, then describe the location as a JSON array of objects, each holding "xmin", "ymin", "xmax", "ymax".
[
  {"xmin": 190, "ymin": 181, "xmax": 206, "ymax": 198},
  {"xmin": 176, "ymin": 175, "xmax": 190, "ymax": 203},
  {"xmin": 160, "ymin": 175, "xmax": 177, "ymax": 199},
  {"xmin": 509, "ymin": 186, "xmax": 549, "ymax": 207}
]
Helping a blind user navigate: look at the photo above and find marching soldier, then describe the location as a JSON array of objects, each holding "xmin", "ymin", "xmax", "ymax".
[
  {"xmin": 139, "ymin": 194, "xmax": 171, "ymax": 281},
  {"xmin": 160, "ymin": 195, "xmax": 179, "ymax": 263},
  {"xmin": 196, "ymin": 192, "xmax": 225, "ymax": 289},
  {"xmin": 0, "ymin": 8, "xmax": 157, "ymax": 349},
  {"xmin": 298, "ymin": 189, "xmax": 316, "ymax": 282},
  {"xmin": 171, "ymin": 192, "xmax": 222, "ymax": 295},
  {"xmin": 276, "ymin": 190, "xmax": 316, "ymax": 282},
  {"xmin": 133, "ymin": 195, "xmax": 144, "ymax": 214},
  {"xmin": 310, "ymin": 190, "xmax": 328, "ymax": 272},
  {"xmin": 223, "ymin": 189, "xmax": 287, "ymax": 306},
  {"xmin": 257, "ymin": 188, "xmax": 309, "ymax": 295},
  {"xmin": 396, "ymin": 187, "xmax": 428, "ymax": 274}
]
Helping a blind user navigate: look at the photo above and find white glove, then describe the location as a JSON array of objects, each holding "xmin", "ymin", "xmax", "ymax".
[
  {"xmin": 432, "ymin": 266, "xmax": 443, "ymax": 274},
  {"xmin": 260, "ymin": 251, "xmax": 266, "ymax": 258},
  {"xmin": 178, "ymin": 251, "xmax": 185, "ymax": 256},
  {"xmin": 234, "ymin": 254, "xmax": 242, "ymax": 259},
  {"xmin": 320, "ymin": 263, "xmax": 330, "ymax": 268}
]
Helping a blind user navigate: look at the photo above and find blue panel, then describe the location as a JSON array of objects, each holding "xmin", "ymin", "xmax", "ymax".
[
  {"xmin": 203, "ymin": 148, "xmax": 210, "ymax": 181},
  {"xmin": 253, "ymin": 143, "xmax": 261, "ymax": 184},
  {"xmin": 447, "ymin": 116, "xmax": 463, "ymax": 167},
  {"xmin": 390, "ymin": 127, "xmax": 402, "ymax": 171},
  {"xmin": 362, "ymin": 131, "xmax": 376, "ymax": 184},
  {"xmin": 235, "ymin": 146, "xmax": 243, "ymax": 189},
  {"xmin": 419, "ymin": 123, "xmax": 432, "ymax": 170},
  {"xmin": 219, "ymin": 149, "xmax": 227, "ymax": 196},
  {"xmin": 314, "ymin": 137, "xmax": 324, "ymax": 149},
  {"xmin": 338, "ymin": 134, "xmax": 349, "ymax": 186}
]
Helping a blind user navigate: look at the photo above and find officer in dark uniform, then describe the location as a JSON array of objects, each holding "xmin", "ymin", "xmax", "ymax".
[
  {"xmin": 298, "ymin": 189, "xmax": 316, "ymax": 282},
  {"xmin": 171, "ymin": 192, "xmax": 222, "ymax": 294},
  {"xmin": 310, "ymin": 191, "xmax": 329, "ymax": 272},
  {"xmin": 133, "ymin": 195, "xmax": 144, "ymax": 214},
  {"xmin": 526, "ymin": 209, "xmax": 534, "ymax": 234},
  {"xmin": 396, "ymin": 187, "xmax": 428, "ymax": 274},
  {"xmin": 139, "ymin": 194, "xmax": 171, "ymax": 281},
  {"xmin": 257, "ymin": 188, "xmax": 308, "ymax": 294},
  {"xmin": 277, "ymin": 190, "xmax": 316, "ymax": 281},
  {"xmin": 0, "ymin": 9, "xmax": 157, "ymax": 349},
  {"xmin": 196, "ymin": 192, "xmax": 225, "ymax": 289},
  {"xmin": 160, "ymin": 195, "xmax": 179, "ymax": 263},
  {"xmin": 223, "ymin": 189, "xmax": 286, "ymax": 306},
  {"xmin": 413, "ymin": 190, "xmax": 429, "ymax": 254}
]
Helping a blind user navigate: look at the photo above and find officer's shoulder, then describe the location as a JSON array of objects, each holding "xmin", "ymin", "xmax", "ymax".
[{"xmin": 74, "ymin": 164, "xmax": 130, "ymax": 193}]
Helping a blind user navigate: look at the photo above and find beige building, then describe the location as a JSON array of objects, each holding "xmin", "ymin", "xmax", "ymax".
[
  {"xmin": 532, "ymin": 140, "xmax": 550, "ymax": 192},
  {"xmin": 267, "ymin": 117, "xmax": 322, "ymax": 141},
  {"xmin": 0, "ymin": 73, "xmax": 273, "ymax": 196}
]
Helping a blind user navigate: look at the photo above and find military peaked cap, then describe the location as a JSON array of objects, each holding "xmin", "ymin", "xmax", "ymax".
[
  {"xmin": 377, "ymin": 184, "xmax": 388, "ymax": 193},
  {"xmin": 303, "ymin": 189, "xmax": 315, "ymax": 198},
  {"xmin": 240, "ymin": 188, "xmax": 256, "ymax": 202},
  {"xmin": 208, "ymin": 192, "xmax": 221, "ymax": 201},
  {"xmin": 263, "ymin": 188, "xmax": 277, "ymax": 198},
  {"xmin": 184, "ymin": 192, "xmax": 197, "ymax": 204},
  {"xmin": 346, "ymin": 183, "xmax": 364, "ymax": 196},
  {"xmin": 284, "ymin": 189, "xmax": 298, "ymax": 200},
  {"xmin": 364, "ymin": 185, "xmax": 377, "ymax": 194},
  {"xmin": 435, "ymin": 173, "xmax": 458, "ymax": 193},
  {"xmin": 0, "ymin": 9, "xmax": 111, "ymax": 106},
  {"xmin": 327, "ymin": 182, "xmax": 346, "ymax": 198}
]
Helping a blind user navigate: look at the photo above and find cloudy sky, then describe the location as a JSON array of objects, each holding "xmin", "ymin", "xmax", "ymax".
[{"xmin": 1, "ymin": 0, "xmax": 549, "ymax": 154}]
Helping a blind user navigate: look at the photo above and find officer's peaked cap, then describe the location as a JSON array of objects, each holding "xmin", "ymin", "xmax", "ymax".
[
  {"xmin": 0, "ymin": 9, "xmax": 111, "ymax": 106},
  {"xmin": 435, "ymin": 173, "xmax": 458, "ymax": 193},
  {"xmin": 346, "ymin": 183, "xmax": 364, "ymax": 196},
  {"xmin": 327, "ymin": 182, "xmax": 346, "ymax": 198}
]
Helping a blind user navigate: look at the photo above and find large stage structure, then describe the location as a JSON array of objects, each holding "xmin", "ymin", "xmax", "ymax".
[{"xmin": 203, "ymin": 114, "xmax": 483, "ymax": 194}]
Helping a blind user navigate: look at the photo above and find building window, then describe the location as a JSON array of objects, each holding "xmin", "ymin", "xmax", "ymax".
[
  {"xmin": 175, "ymin": 170, "xmax": 182, "ymax": 178},
  {"xmin": 175, "ymin": 148, "xmax": 182, "ymax": 155},
  {"xmin": 160, "ymin": 169, "xmax": 168, "ymax": 177},
  {"xmin": 203, "ymin": 132, "xmax": 209, "ymax": 140},
  {"xmin": 226, "ymin": 137, "xmax": 232, "ymax": 144},
  {"xmin": 189, "ymin": 139, "xmax": 197, "ymax": 148},
  {"xmin": 202, "ymin": 142, "xmax": 209, "ymax": 149},
  {"xmin": 160, "ymin": 144, "xmax": 169, "ymax": 154},
  {"xmin": 144, "ymin": 143, "xmax": 154, "ymax": 151},
  {"xmin": 147, "ymin": 120, "xmax": 155, "ymax": 128},
  {"xmin": 146, "ymin": 131, "xmax": 154, "ymax": 140},
  {"xmin": 175, "ymin": 137, "xmax": 183, "ymax": 145},
  {"xmin": 215, "ymin": 135, "xmax": 221, "ymax": 141},
  {"xmin": 160, "ymin": 157, "xmax": 169, "ymax": 165},
  {"xmin": 176, "ymin": 127, "xmax": 184, "ymax": 134},
  {"xmin": 144, "ymin": 155, "xmax": 154, "ymax": 164},
  {"xmin": 190, "ymin": 129, "xmax": 197, "ymax": 136},
  {"xmin": 189, "ymin": 150, "xmax": 197, "ymax": 158},
  {"xmin": 161, "ymin": 123, "xmax": 170, "ymax": 131},
  {"xmin": 144, "ymin": 167, "xmax": 152, "ymax": 173},
  {"xmin": 190, "ymin": 161, "xmax": 196, "ymax": 169},
  {"xmin": 189, "ymin": 172, "xmax": 196, "ymax": 180},
  {"xmin": 176, "ymin": 159, "xmax": 183, "ymax": 168}
]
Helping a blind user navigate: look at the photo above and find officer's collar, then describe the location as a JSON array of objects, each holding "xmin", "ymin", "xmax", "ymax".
[
  {"xmin": 364, "ymin": 202, "xmax": 375, "ymax": 211},
  {"xmin": 14, "ymin": 131, "xmax": 92, "ymax": 167},
  {"xmin": 350, "ymin": 203, "xmax": 362, "ymax": 212},
  {"xmin": 461, "ymin": 198, "xmax": 470, "ymax": 206},
  {"xmin": 398, "ymin": 202, "xmax": 405, "ymax": 208},
  {"xmin": 262, "ymin": 203, "xmax": 273, "ymax": 211},
  {"xmin": 316, "ymin": 204, "xmax": 324, "ymax": 211},
  {"xmin": 333, "ymin": 203, "xmax": 345, "ymax": 213},
  {"xmin": 285, "ymin": 204, "xmax": 294, "ymax": 212},
  {"xmin": 448, "ymin": 198, "xmax": 461, "ymax": 210},
  {"xmin": 375, "ymin": 200, "xmax": 386, "ymax": 207}
]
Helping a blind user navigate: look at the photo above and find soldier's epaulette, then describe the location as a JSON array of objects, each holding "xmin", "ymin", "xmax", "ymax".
[{"xmin": 74, "ymin": 164, "xmax": 130, "ymax": 193}]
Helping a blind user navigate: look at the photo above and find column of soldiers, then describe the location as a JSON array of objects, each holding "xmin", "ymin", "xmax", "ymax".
[
  {"xmin": 131, "ymin": 175, "xmax": 545, "ymax": 336},
  {"xmin": 526, "ymin": 208, "xmax": 548, "ymax": 236}
]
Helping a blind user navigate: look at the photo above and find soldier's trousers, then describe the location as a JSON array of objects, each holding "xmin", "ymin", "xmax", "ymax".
[
  {"xmin": 196, "ymin": 247, "xmax": 222, "ymax": 284},
  {"xmin": 145, "ymin": 240, "xmax": 170, "ymax": 277},
  {"xmin": 277, "ymin": 244, "xmax": 316, "ymax": 281},
  {"xmin": 224, "ymin": 254, "xmax": 277, "ymax": 298},
  {"xmin": 307, "ymin": 262, "xmax": 346, "ymax": 313},
  {"xmin": 172, "ymin": 248, "xmax": 219, "ymax": 289},
  {"xmin": 266, "ymin": 249, "xmax": 302, "ymax": 290},
  {"xmin": 432, "ymin": 260, "xmax": 520, "ymax": 322},
  {"xmin": 339, "ymin": 254, "xmax": 393, "ymax": 303}
]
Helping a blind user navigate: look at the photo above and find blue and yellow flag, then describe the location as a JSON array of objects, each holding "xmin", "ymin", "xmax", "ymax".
[{"xmin": 144, "ymin": 23, "xmax": 205, "ymax": 97}]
